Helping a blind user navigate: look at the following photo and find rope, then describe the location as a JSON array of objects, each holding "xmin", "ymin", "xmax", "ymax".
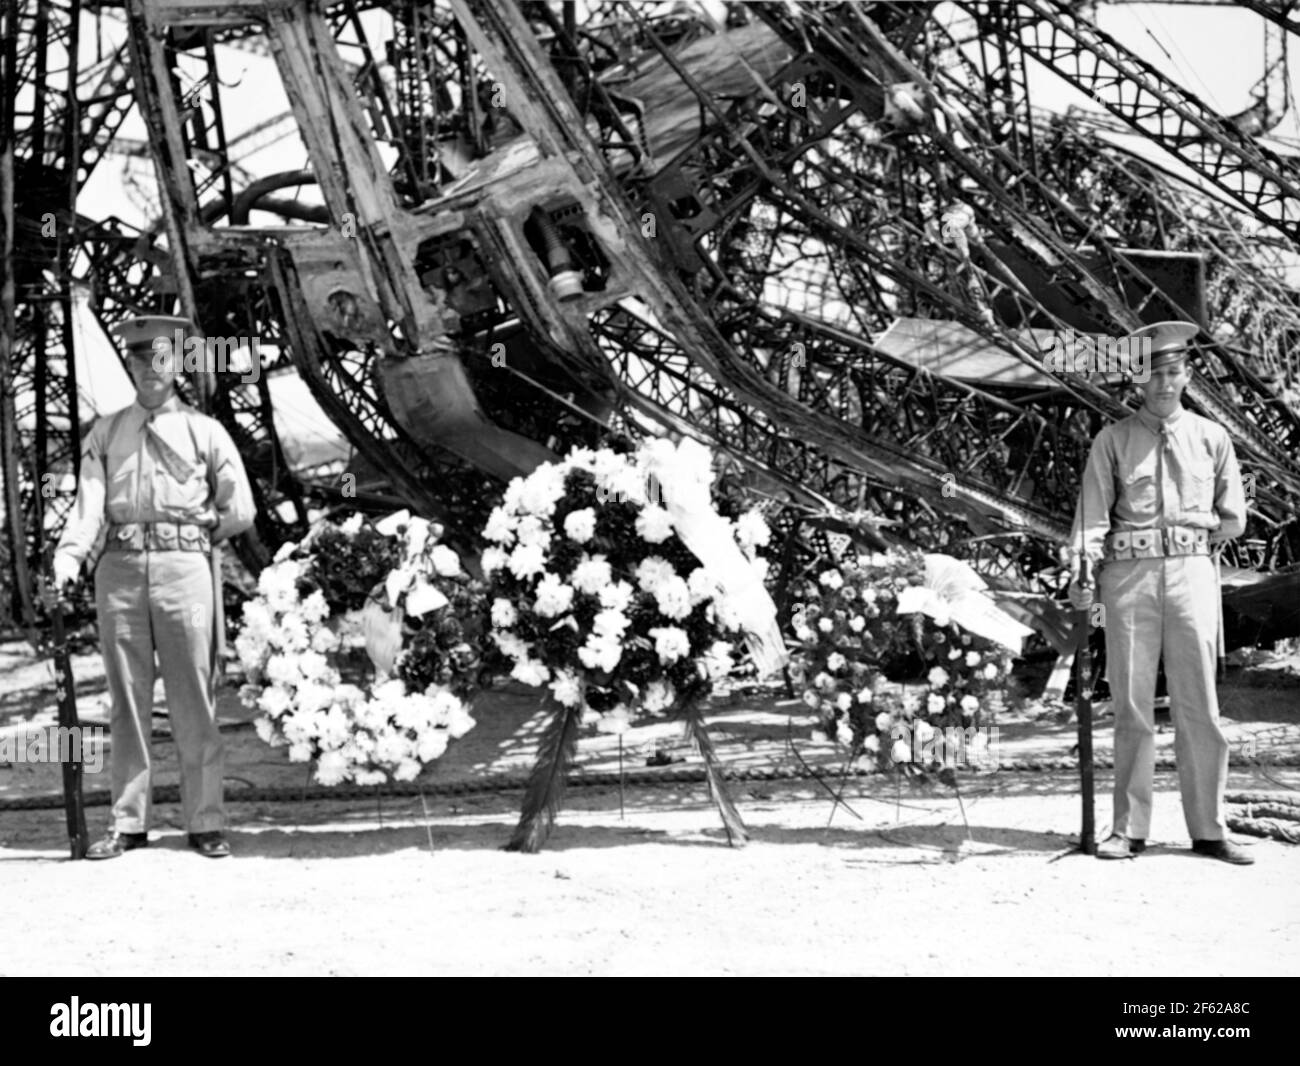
[{"xmin": 4, "ymin": 751, "xmax": 1297, "ymax": 813}]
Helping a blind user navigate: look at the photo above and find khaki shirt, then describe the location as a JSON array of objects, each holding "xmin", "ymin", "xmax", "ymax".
[
  {"xmin": 1070, "ymin": 405, "xmax": 1247, "ymax": 569},
  {"xmin": 54, "ymin": 395, "xmax": 256, "ymax": 567}
]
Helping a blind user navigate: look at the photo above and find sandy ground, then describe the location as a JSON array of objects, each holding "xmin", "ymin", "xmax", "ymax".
[{"xmin": 2, "ymin": 638, "xmax": 1298, "ymax": 976}]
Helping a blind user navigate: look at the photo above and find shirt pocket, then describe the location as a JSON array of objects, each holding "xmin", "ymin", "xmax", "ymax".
[
  {"xmin": 154, "ymin": 462, "xmax": 209, "ymax": 514},
  {"xmin": 1119, "ymin": 456, "xmax": 1159, "ymax": 513}
]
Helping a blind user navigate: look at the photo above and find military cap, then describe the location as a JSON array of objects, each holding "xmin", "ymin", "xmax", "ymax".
[
  {"xmin": 1129, "ymin": 320, "xmax": 1198, "ymax": 369},
  {"xmin": 110, "ymin": 315, "xmax": 195, "ymax": 355}
]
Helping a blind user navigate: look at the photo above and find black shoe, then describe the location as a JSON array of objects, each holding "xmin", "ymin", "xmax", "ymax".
[
  {"xmin": 1191, "ymin": 839, "xmax": 1254, "ymax": 865},
  {"xmin": 1096, "ymin": 833, "xmax": 1146, "ymax": 859},
  {"xmin": 86, "ymin": 831, "xmax": 149, "ymax": 860},
  {"xmin": 188, "ymin": 831, "xmax": 230, "ymax": 858}
]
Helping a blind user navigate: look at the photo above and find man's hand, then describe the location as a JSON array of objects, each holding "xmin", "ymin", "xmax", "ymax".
[
  {"xmin": 51, "ymin": 554, "xmax": 80, "ymax": 593},
  {"xmin": 1064, "ymin": 549, "xmax": 1094, "ymax": 611}
]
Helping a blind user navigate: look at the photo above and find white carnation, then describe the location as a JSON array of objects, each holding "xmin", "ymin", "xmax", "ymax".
[
  {"xmin": 491, "ymin": 598, "xmax": 518, "ymax": 628},
  {"xmin": 570, "ymin": 554, "xmax": 613, "ymax": 595},
  {"xmin": 278, "ymin": 612, "xmax": 309, "ymax": 653},
  {"xmin": 298, "ymin": 650, "xmax": 330, "ymax": 681},
  {"xmin": 699, "ymin": 640, "xmax": 733, "ymax": 681},
  {"xmin": 511, "ymin": 658, "xmax": 551, "ymax": 686},
  {"xmin": 549, "ymin": 670, "xmax": 583, "ymax": 707},
  {"xmin": 393, "ymin": 758, "xmax": 422, "ymax": 782},
  {"xmin": 265, "ymin": 655, "xmax": 300, "ymax": 688},
  {"xmin": 493, "ymin": 630, "xmax": 529, "ymax": 661},
  {"xmin": 315, "ymin": 750, "xmax": 350, "ymax": 786},
  {"xmin": 686, "ymin": 567, "xmax": 716, "ymax": 606},
  {"xmin": 563, "ymin": 508, "xmax": 597, "ymax": 543},
  {"xmin": 310, "ymin": 626, "xmax": 340, "ymax": 654},
  {"xmin": 654, "ymin": 575, "xmax": 692, "ymax": 620},
  {"xmin": 514, "ymin": 515, "xmax": 550, "ymax": 551},
  {"xmin": 416, "ymin": 731, "xmax": 450, "ymax": 763},
  {"xmin": 508, "ymin": 542, "xmax": 546, "ymax": 580},
  {"xmin": 483, "ymin": 508, "xmax": 517, "ymax": 544},
  {"xmin": 592, "ymin": 609, "xmax": 629, "ymax": 641},
  {"xmin": 635, "ymin": 505, "xmax": 675, "ymax": 543},
  {"xmin": 519, "ymin": 465, "xmax": 566, "ymax": 516},
  {"xmin": 635, "ymin": 556, "xmax": 676, "ymax": 595},
  {"xmin": 577, "ymin": 635, "xmax": 623, "ymax": 673},
  {"xmin": 712, "ymin": 595, "xmax": 746, "ymax": 632},
  {"xmin": 643, "ymin": 679, "xmax": 676, "ymax": 714},
  {"xmin": 649, "ymin": 625, "xmax": 691, "ymax": 664},
  {"xmin": 818, "ymin": 569, "xmax": 844, "ymax": 590},
  {"xmin": 299, "ymin": 590, "xmax": 330, "ymax": 624},
  {"xmin": 534, "ymin": 573, "xmax": 575, "ymax": 618},
  {"xmin": 598, "ymin": 580, "xmax": 635, "ymax": 613}
]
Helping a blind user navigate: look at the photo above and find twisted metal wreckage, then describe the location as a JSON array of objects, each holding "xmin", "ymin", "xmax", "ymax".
[{"xmin": 3, "ymin": 0, "xmax": 1300, "ymax": 659}]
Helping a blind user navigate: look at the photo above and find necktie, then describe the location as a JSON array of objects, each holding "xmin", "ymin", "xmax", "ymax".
[{"xmin": 144, "ymin": 412, "xmax": 198, "ymax": 483}]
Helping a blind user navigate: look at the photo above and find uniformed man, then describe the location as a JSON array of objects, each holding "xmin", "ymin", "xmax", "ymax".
[
  {"xmin": 51, "ymin": 316, "xmax": 255, "ymax": 859},
  {"xmin": 1068, "ymin": 320, "xmax": 1251, "ymax": 864}
]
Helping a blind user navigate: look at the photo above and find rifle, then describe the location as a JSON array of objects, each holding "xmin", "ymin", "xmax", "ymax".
[
  {"xmin": 36, "ymin": 567, "xmax": 90, "ymax": 860},
  {"xmin": 1073, "ymin": 528, "xmax": 1096, "ymax": 856}
]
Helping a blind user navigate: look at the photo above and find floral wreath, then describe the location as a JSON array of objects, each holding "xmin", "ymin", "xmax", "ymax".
[
  {"xmin": 234, "ymin": 511, "xmax": 484, "ymax": 786},
  {"xmin": 482, "ymin": 436, "xmax": 781, "ymax": 726},
  {"xmin": 790, "ymin": 549, "xmax": 1016, "ymax": 772},
  {"xmin": 481, "ymin": 435, "xmax": 786, "ymax": 851}
]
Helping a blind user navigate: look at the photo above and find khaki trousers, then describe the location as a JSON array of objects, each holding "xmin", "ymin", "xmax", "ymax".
[
  {"xmin": 1098, "ymin": 554, "xmax": 1228, "ymax": 841},
  {"xmin": 95, "ymin": 550, "xmax": 224, "ymax": 834}
]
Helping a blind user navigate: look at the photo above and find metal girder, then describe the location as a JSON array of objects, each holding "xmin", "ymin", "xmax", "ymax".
[
  {"xmin": 2, "ymin": 0, "xmax": 83, "ymax": 632},
  {"xmin": 967, "ymin": 0, "xmax": 1300, "ymax": 249}
]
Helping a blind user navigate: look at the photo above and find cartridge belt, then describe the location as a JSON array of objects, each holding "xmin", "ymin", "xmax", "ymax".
[
  {"xmin": 105, "ymin": 521, "xmax": 211, "ymax": 554},
  {"xmin": 1104, "ymin": 525, "xmax": 1210, "ymax": 562}
]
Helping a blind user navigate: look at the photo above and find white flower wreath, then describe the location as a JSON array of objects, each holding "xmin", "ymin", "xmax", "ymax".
[
  {"xmin": 482, "ymin": 437, "xmax": 785, "ymax": 730},
  {"xmin": 234, "ymin": 512, "xmax": 476, "ymax": 786}
]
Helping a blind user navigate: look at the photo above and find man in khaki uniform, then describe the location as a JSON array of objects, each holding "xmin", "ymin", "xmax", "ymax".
[
  {"xmin": 52, "ymin": 316, "xmax": 255, "ymax": 858},
  {"xmin": 1069, "ymin": 321, "xmax": 1251, "ymax": 864}
]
